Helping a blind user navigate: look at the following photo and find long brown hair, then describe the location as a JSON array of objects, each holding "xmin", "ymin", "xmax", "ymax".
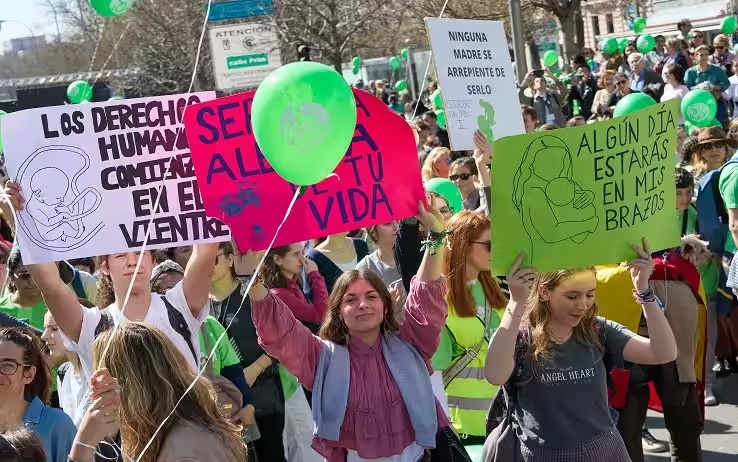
[
  {"xmin": 0, "ymin": 327, "xmax": 51, "ymax": 403},
  {"xmin": 261, "ymin": 245, "xmax": 294, "ymax": 289},
  {"xmin": 0, "ymin": 427, "xmax": 46, "ymax": 462},
  {"xmin": 444, "ymin": 211, "xmax": 506, "ymax": 317},
  {"xmin": 318, "ymin": 269, "xmax": 399, "ymax": 344},
  {"xmin": 93, "ymin": 324, "xmax": 245, "ymax": 462},
  {"xmin": 526, "ymin": 268, "xmax": 601, "ymax": 374}
]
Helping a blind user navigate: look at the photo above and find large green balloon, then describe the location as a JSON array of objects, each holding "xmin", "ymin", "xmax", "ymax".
[
  {"xmin": 633, "ymin": 17, "xmax": 647, "ymax": 34},
  {"xmin": 543, "ymin": 50, "xmax": 558, "ymax": 67},
  {"xmin": 424, "ymin": 178, "xmax": 462, "ymax": 216},
  {"xmin": 602, "ymin": 38, "xmax": 618, "ymax": 55},
  {"xmin": 67, "ymin": 80, "xmax": 92, "ymax": 104},
  {"xmin": 0, "ymin": 110, "xmax": 7, "ymax": 152},
  {"xmin": 388, "ymin": 56, "xmax": 401, "ymax": 71},
  {"xmin": 681, "ymin": 89, "xmax": 718, "ymax": 127},
  {"xmin": 251, "ymin": 61, "xmax": 357, "ymax": 186},
  {"xmin": 722, "ymin": 16, "xmax": 738, "ymax": 35},
  {"xmin": 431, "ymin": 89, "xmax": 443, "ymax": 110},
  {"xmin": 636, "ymin": 34, "xmax": 656, "ymax": 54},
  {"xmin": 88, "ymin": 0, "xmax": 135, "ymax": 17},
  {"xmin": 394, "ymin": 80, "xmax": 407, "ymax": 91},
  {"xmin": 351, "ymin": 56, "xmax": 361, "ymax": 68},
  {"xmin": 613, "ymin": 93, "xmax": 656, "ymax": 117},
  {"xmin": 434, "ymin": 109, "xmax": 446, "ymax": 128},
  {"xmin": 400, "ymin": 48, "xmax": 410, "ymax": 60}
]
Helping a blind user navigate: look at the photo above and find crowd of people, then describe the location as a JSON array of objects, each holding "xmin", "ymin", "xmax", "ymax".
[{"xmin": 0, "ymin": 14, "xmax": 735, "ymax": 462}]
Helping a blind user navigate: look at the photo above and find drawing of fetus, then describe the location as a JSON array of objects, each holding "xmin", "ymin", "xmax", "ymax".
[{"xmin": 26, "ymin": 167, "xmax": 102, "ymax": 243}]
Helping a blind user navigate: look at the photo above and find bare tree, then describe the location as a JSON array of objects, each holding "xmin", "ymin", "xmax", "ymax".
[{"xmin": 273, "ymin": 0, "xmax": 392, "ymax": 72}]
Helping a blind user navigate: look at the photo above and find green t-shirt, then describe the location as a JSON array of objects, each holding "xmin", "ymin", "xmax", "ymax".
[
  {"xmin": 198, "ymin": 316, "xmax": 241, "ymax": 376},
  {"xmin": 278, "ymin": 365, "xmax": 300, "ymax": 400},
  {"xmin": 677, "ymin": 206, "xmax": 719, "ymax": 295},
  {"xmin": 0, "ymin": 294, "xmax": 47, "ymax": 330},
  {"xmin": 719, "ymin": 162, "xmax": 738, "ymax": 254}
]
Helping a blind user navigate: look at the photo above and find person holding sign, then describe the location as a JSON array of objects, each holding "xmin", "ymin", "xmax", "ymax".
[
  {"xmin": 245, "ymin": 199, "xmax": 472, "ymax": 462},
  {"xmin": 484, "ymin": 241, "xmax": 677, "ymax": 461}
]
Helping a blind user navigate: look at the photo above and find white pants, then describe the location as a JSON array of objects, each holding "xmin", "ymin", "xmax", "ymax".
[
  {"xmin": 430, "ymin": 371, "xmax": 450, "ymax": 418},
  {"xmin": 283, "ymin": 389, "xmax": 322, "ymax": 462}
]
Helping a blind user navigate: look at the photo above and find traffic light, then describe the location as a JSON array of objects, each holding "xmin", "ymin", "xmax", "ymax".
[{"xmin": 297, "ymin": 44, "xmax": 311, "ymax": 61}]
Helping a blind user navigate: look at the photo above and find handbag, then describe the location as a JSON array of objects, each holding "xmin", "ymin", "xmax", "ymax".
[
  {"xmin": 200, "ymin": 324, "xmax": 243, "ymax": 419},
  {"xmin": 417, "ymin": 426, "xmax": 474, "ymax": 462}
]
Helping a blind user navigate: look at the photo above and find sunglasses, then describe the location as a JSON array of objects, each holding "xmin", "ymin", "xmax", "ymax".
[
  {"xmin": 700, "ymin": 141, "xmax": 726, "ymax": 150},
  {"xmin": 13, "ymin": 271, "xmax": 32, "ymax": 280},
  {"xmin": 617, "ymin": 80, "xmax": 628, "ymax": 85},
  {"xmin": 449, "ymin": 173, "xmax": 473, "ymax": 181},
  {"xmin": 471, "ymin": 240, "xmax": 491, "ymax": 252}
]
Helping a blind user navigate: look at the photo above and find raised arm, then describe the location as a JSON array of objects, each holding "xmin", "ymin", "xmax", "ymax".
[
  {"xmin": 270, "ymin": 257, "xmax": 329, "ymax": 324},
  {"xmin": 183, "ymin": 243, "xmax": 218, "ymax": 318},
  {"xmin": 3, "ymin": 181, "xmax": 84, "ymax": 341},
  {"xmin": 233, "ymin": 246, "xmax": 323, "ymax": 388},
  {"xmin": 485, "ymin": 254, "xmax": 537, "ymax": 385},
  {"xmin": 398, "ymin": 199, "xmax": 448, "ymax": 360},
  {"xmin": 621, "ymin": 240, "xmax": 677, "ymax": 365}
]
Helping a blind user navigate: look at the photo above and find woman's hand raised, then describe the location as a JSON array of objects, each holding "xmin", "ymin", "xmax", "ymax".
[
  {"xmin": 416, "ymin": 195, "xmax": 445, "ymax": 233},
  {"xmin": 76, "ymin": 369, "xmax": 121, "ymax": 448},
  {"xmin": 507, "ymin": 253, "xmax": 537, "ymax": 305},
  {"xmin": 625, "ymin": 238, "xmax": 654, "ymax": 294}
]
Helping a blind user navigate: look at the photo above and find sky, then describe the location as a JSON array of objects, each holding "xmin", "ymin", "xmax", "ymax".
[{"xmin": 0, "ymin": 0, "xmax": 61, "ymax": 43}]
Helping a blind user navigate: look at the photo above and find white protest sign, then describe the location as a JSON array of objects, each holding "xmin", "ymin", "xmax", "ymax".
[
  {"xmin": 425, "ymin": 18, "xmax": 524, "ymax": 151},
  {"xmin": 2, "ymin": 92, "xmax": 231, "ymax": 264},
  {"xmin": 210, "ymin": 22, "xmax": 282, "ymax": 91}
]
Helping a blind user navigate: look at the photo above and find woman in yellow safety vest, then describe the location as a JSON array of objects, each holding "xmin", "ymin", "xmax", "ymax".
[{"xmin": 434, "ymin": 210, "xmax": 507, "ymax": 445}]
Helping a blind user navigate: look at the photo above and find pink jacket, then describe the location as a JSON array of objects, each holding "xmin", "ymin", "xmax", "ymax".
[{"xmin": 271, "ymin": 271, "xmax": 329, "ymax": 324}]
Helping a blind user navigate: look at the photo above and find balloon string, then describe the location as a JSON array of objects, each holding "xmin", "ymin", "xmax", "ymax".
[
  {"xmin": 87, "ymin": 20, "xmax": 108, "ymax": 74},
  {"xmin": 133, "ymin": 187, "xmax": 302, "ymax": 462},
  {"xmin": 411, "ymin": 0, "xmax": 449, "ymax": 119},
  {"xmin": 90, "ymin": 22, "xmax": 132, "ymax": 88}
]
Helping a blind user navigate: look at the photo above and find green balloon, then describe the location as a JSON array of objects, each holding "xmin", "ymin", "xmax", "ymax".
[
  {"xmin": 351, "ymin": 56, "xmax": 361, "ymax": 68},
  {"xmin": 617, "ymin": 38, "xmax": 629, "ymax": 53},
  {"xmin": 586, "ymin": 58, "xmax": 594, "ymax": 69},
  {"xmin": 0, "ymin": 110, "xmax": 6, "ymax": 152},
  {"xmin": 400, "ymin": 48, "xmax": 409, "ymax": 60},
  {"xmin": 352, "ymin": 64, "xmax": 360, "ymax": 75},
  {"xmin": 394, "ymin": 80, "xmax": 407, "ymax": 91},
  {"xmin": 543, "ymin": 50, "xmax": 558, "ymax": 67},
  {"xmin": 388, "ymin": 56, "xmax": 401, "ymax": 71},
  {"xmin": 602, "ymin": 38, "xmax": 618, "ymax": 55},
  {"xmin": 67, "ymin": 80, "xmax": 92, "ymax": 104},
  {"xmin": 424, "ymin": 178, "xmax": 462, "ymax": 216},
  {"xmin": 633, "ymin": 17, "xmax": 647, "ymax": 34},
  {"xmin": 613, "ymin": 93, "xmax": 656, "ymax": 117},
  {"xmin": 636, "ymin": 34, "xmax": 656, "ymax": 53},
  {"xmin": 431, "ymin": 89, "xmax": 443, "ymax": 110},
  {"xmin": 722, "ymin": 16, "xmax": 738, "ymax": 35},
  {"xmin": 251, "ymin": 61, "xmax": 357, "ymax": 186},
  {"xmin": 681, "ymin": 89, "xmax": 718, "ymax": 127},
  {"xmin": 88, "ymin": 0, "xmax": 135, "ymax": 17},
  {"xmin": 434, "ymin": 109, "xmax": 446, "ymax": 128}
]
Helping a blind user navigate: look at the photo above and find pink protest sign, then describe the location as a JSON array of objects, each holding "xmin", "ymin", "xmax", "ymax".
[{"xmin": 184, "ymin": 89, "xmax": 424, "ymax": 251}]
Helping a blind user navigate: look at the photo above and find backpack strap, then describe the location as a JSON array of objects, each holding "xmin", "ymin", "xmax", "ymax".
[
  {"xmin": 681, "ymin": 209, "xmax": 689, "ymax": 236},
  {"xmin": 57, "ymin": 362, "xmax": 71, "ymax": 385},
  {"xmin": 160, "ymin": 296, "xmax": 198, "ymax": 364}
]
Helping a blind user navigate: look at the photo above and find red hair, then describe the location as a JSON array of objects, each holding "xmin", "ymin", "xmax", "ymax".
[{"xmin": 443, "ymin": 211, "xmax": 506, "ymax": 317}]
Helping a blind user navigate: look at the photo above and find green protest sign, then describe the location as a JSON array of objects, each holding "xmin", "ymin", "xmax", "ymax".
[{"xmin": 491, "ymin": 100, "xmax": 681, "ymax": 275}]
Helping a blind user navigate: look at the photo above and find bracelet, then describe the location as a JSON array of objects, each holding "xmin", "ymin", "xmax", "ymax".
[
  {"xmin": 632, "ymin": 289, "xmax": 656, "ymax": 305},
  {"xmin": 420, "ymin": 229, "xmax": 453, "ymax": 255},
  {"xmin": 237, "ymin": 275, "xmax": 263, "ymax": 286},
  {"xmin": 73, "ymin": 440, "xmax": 97, "ymax": 451}
]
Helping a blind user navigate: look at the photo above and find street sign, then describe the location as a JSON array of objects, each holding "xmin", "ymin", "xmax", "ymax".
[
  {"xmin": 209, "ymin": 22, "xmax": 282, "ymax": 90},
  {"xmin": 208, "ymin": 0, "xmax": 274, "ymax": 21}
]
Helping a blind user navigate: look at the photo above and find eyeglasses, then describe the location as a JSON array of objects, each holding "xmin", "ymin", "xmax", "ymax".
[
  {"xmin": 701, "ymin": 141, "xmax": 726, "ymax": 150},
  {"xmin": 449, "ymin": 173, "xmax": 473, "ymax": 181},
  {"xmin": 471, "ymin": 240, "xmax": 491, "ymax": 252},
  {"xmin": 0, "ymin": 359, "xmax": 31, "ymax": 376},
  {"xmin": 12, "ymin": 271, "xmax": 32, "ymax": 280},
  {"xmin": 617, "ymin": 80, "xmax": 628, "ymax": 85}
]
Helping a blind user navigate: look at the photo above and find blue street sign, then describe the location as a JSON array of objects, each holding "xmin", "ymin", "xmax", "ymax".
[{"xmin": 208, "ymin": 0, "xmax": 274, "ymax": 21}]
